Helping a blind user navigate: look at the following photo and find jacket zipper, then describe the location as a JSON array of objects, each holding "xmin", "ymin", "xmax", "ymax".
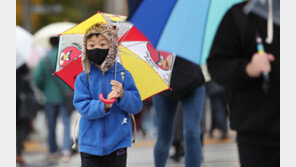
[
  {"xmin": 103, "ymin": 115, "xmax": 107, "ymax": 155},
  {"xmin": 102, "ymin": 74, "xmax": 107, "ymax": 155}
]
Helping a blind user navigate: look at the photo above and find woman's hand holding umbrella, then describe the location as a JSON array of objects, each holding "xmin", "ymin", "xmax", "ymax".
[{"xmin": 246, "ymin": 52, "xmax": 275, "ymax": 78}]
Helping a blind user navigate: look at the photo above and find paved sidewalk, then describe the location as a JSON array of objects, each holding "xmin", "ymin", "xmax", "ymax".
[
  {"xmin": 19, "ymin": 99, "xmax": 240, "ymax": 167},
  {"xmin": 19, "ymin": 137, "xmax": 239, "ymax": 167}
]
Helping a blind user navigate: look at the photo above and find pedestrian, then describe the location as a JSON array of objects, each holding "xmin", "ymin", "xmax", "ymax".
[
  {"xmin": 207, "ymin": 1, "xmax": 279, "ymax": 167},
  {"xmin": 33, "ymin": 36, "xmax": 73, "ymax": 163},
  {"xmin": 73, "ymin": 23, "xmax": 143, "ymax": 167},
  {"xmin": 153, "ymin": 56, "xmax": 205, "ymax": 167},
  {"xmin": 205, "ymin": 80, "xmax": 229, "ymax": 139},
  {"xmin": 169, "ymin": 102, "xmax": 185, "ymax": 162},
  {"xmin": 16, "ymin": 63, "xmax": 32, "ymax": 164},
  {"xmin": 141, "ymin": 98, "xmax": 157, "ymax": 139}
]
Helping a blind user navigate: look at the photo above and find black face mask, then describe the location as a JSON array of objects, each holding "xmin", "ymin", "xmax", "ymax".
[{"xmin": 86, "ymin": 48, "xmax": 109, "ymax": 65}]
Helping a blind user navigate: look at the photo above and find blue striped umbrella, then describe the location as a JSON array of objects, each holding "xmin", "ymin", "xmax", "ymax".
[{"xmin": 129, "ymin": 0, "xmax": 243, "ymax": 65}]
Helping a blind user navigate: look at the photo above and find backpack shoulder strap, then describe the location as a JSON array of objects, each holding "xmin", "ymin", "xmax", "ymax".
[
  {"xmin": 120, "ymin": 70, "xmax": 136, "ymax": 143},
  {"xmin": 121, "ymin": 71, "xmax": 125, "ymax": 83}
]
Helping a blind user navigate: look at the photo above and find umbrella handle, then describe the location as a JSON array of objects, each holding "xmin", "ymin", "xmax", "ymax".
[{"xmin": 99, "ymin": 93, "xmax": 116, "ymax": 104}]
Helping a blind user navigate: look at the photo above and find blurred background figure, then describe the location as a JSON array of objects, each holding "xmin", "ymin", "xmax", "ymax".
[
  {"xmin": 205, "ymin": 80, "xmax": 229, "ymax": 139},
  {"xmin": 16, "ymin": 26, "xmax": 41, "ymax": 165},
  {"xmin": 32, "ymin": 36, "xmax": 73, "ymax": 164},
  {"xmin": 140, "ymin": 98, "xmax": 157, "ymax": 139},
  {"xmin": 207, "ymin": 0, "xmax": 280, "ymax": 167},
  {"xmin": 169, "ymin": 102, "xmax": 184, "ymax": 162},
  {"xmin": 169, "ymin": 100, "xmax": 207, "ymax": 163},
  {"xmin": 16, "ymin": 63, "xmax": 30, "ymax": 165}
]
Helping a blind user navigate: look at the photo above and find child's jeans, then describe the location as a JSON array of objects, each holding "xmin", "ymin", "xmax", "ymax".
[
  {"xmin": 153, "ymin": 85, "xmax": 205, "ymax": 167},
  {"xmin": 80, "ymin": 148, "xmax": 127, "ymax": 167}
]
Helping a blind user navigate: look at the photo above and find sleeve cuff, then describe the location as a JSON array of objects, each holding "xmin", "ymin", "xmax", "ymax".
[
  {"xmin": 240, "ymin": 60, "xmax": 252, "ymax": 81},
  {"xmin": 239, "ymin": 60, "xmax": 263, "ymax": 85},
  {"xmin": 98, "ymin": 101, "xmax": 108, "ymax": 116},
  {"xmin": 117, "ymin": 89, "xmax": 129, "ymax": 109}
]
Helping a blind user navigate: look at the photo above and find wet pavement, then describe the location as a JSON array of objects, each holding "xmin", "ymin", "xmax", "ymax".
[{"xmin": 18, "ymin": 136, "xmax": 239, "ymax": 167}]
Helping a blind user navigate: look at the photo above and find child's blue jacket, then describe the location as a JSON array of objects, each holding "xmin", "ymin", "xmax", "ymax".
[{"xmin": 73, "ymin": 62, "xmax": 143, "ymax": 156}]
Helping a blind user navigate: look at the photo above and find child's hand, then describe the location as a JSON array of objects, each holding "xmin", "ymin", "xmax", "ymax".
[
  {"xmin": 105, "ymin": 90, "xmax": 120, "ymax": 109},
  {"xmin": 110, "ymin": 80, "xmax": 124, "ymax": 99}
]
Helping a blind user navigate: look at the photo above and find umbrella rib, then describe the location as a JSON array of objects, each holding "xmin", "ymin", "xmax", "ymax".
[
  {"xmin": 119, "ymin": 28, "xmax": 132, "ymax": 44},
  {"xmin": 118, "ymin": 41, "xmax": 147, "ymax": 49},
  {"xmin": 119, "ymin": 50, "xmax": 143, "ymax": 60}
]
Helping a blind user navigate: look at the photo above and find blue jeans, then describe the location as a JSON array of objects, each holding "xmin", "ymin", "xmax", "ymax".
[
  {"xmin": 44, "ymin": 102, "xmax": 72, "ymax": 154},
  {"xmin": 153, "ymin": 85, "xmax": 205, "ymax": 167}
]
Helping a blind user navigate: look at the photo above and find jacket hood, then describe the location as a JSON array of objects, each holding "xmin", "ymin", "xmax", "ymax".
[{"xmin": 82, "ymin": 22, "xmax": 119, "ymax": 74}]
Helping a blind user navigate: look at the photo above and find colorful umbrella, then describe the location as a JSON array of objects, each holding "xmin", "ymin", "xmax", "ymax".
[
  {"xmin": 128, "ymin": 0, "xmax": 243, "ymax": 65},
  {"xmin": 55, "ymin": 12, "xmax": 176, "ymax": 101}
]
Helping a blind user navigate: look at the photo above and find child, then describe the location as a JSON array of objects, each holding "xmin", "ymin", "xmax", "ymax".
[{"xmin": 73, "ymin": 23, "xmax": 143, "ymax": 167}]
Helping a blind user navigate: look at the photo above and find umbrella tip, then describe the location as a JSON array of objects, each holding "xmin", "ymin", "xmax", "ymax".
[{"xmin": 52, "ymin": 73, "xmax": 56, "ymax": 76}]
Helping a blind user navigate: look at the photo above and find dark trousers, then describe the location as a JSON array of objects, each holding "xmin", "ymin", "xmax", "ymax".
[
  {"xmin": 238, "ymin": 143, "xmax": 280, "ymax": 167},
  {"xmin": 16, "ymin": 119, "xmax": 30, "ymax": 156},
  {"xmin": 210, "ymin": 93, "xmax": 228, "ymax": 134},
  {"xmin": 81, "ymin": 148, "xmax": 127, "ymax": 167}
]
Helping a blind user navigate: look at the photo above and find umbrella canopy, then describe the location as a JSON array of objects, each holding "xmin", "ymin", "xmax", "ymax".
[
  {"xmin": 16, "ymin": 26, "xmax": 33, "ymax": 69},
  {"xmin": 33, "ymin": 22, "xmax": 76, "ymax": 50},
  {"xmin": 55, "ymin": 12, "xmax": 175, "ymax": 101},
  {"xmin": 128, "ymin": 0, "xmax": 243, "ymax": 65}
]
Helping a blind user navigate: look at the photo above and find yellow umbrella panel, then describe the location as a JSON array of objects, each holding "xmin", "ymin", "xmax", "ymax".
[
  {"xmin": 60, "ymin": 12, "xmax": 127, "ymax": 35},
  {"xmin": 119, "ymin": 43, "xmax": 172, "ymax": 100}
]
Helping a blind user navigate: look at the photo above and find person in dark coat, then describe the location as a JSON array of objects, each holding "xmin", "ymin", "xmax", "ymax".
[
  {"xmin": 205, "ymin": 80, "xmax": 229, "ymax": 139},
  {"xmin": 207, "ymin": 2, "xmax": 279, "ymax": 167},
  {"xmin": 16, "ymin": 64, "xmax": 32, "ymax": 164}
]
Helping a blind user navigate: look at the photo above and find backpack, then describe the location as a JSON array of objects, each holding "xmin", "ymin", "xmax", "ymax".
[
  {"xmin": 72, "ymin": 71, "xmax": 137, "ymax": 150},
  {"xmin": 161, "ymin": 56, "xmax": 205, "ymax": 100}
]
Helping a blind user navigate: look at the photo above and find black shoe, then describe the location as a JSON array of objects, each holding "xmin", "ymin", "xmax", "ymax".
[
  {"xmin": 170, "ymin": 145, "xmax": 183, "ymax": 162},
  {"xmin": 170, "ymin": 154, "xmax": 181, "ymax": 162}
]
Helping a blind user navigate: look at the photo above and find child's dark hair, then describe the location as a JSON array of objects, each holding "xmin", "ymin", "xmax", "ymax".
[{"xmin": 86, "ymin": 33, "xmax": 100, "ymax": 39}]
